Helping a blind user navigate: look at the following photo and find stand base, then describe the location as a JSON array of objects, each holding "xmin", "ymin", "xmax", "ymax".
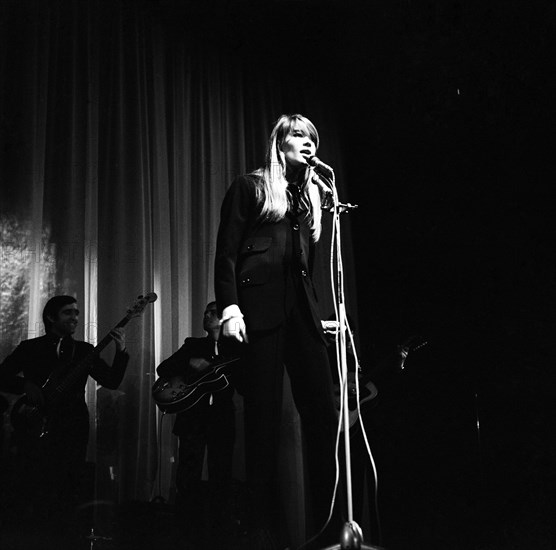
[
  {"xmin": 320, "ymin": 522, "xmax": 385, "ymax": 550},
  {"xmin": 86, "ymin": 528, "xmax": 113, "ymax": 549}
]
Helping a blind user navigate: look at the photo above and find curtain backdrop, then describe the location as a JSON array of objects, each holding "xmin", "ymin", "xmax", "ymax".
[{"xmin": 1, "ymin": 0, "xmax": 356, "ymax": 544}]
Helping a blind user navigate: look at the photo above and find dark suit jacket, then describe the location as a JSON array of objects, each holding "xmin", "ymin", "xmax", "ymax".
[
  {"xmin": 156, "ymin": 335, "xmax": 242, "ymax": 381},
  {"xmin": 156, "ymin": 335, "xmax": 242, "ymax": 435},
  {"xmin": 0, "ymin": 334, "xmax": 129, "ymax": 415},
  {"xmin": 215, "ymin": 174, "xmax": 324, "ymax": 338}
]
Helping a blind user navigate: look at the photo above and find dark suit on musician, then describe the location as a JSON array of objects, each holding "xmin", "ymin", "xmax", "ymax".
[
  {"xmin": 0, "ymin": 334, "xmax": 129, "ymax": 520},
  {"xmin": 215, "ymin": 174, "xmax": 338, "ymax": 534},
  {"xmin": 156, "ymin": 335, "xmax": 243, "ymax": 524}
]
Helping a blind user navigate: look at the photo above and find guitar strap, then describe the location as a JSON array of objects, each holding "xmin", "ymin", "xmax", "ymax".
[
  {"xmin": 46, "ymin": 338, "xmax": 77, "ymax": 390},
  {"xmin": 210, "ymin": 340, "xmax": 219, "ymax": 404}
]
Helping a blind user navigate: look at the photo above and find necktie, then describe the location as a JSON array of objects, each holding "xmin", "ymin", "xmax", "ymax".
[
  {"xmin": 57, "ymin": 337, "xmax": 73, "ymax": 362},
  {"xmin": 288, "ymin": 184, "xmax": 301, "ymax": 215}
]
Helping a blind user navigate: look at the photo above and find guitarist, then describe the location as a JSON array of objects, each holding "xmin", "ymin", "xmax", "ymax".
[
  {"xmin": 0, "ymin": 295, "xmax": 129, "ymax": 527},
  {"xmin": 155, "ymin": 301, "xmax": 243, "ymax": 535}
]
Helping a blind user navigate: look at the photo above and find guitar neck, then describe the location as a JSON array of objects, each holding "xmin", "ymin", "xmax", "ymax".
[
  {"xmin": 93, "ymin": 315, "xmax": 131, "ymax": 355},
  {"xmin": 47, "ymin": 313, "xmax": 132, "ymax": 402}
]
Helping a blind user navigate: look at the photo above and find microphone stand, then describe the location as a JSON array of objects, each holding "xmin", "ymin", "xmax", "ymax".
[{"xmin": 318, "ymin": 172, "xmax": 383, "ymax": 550}]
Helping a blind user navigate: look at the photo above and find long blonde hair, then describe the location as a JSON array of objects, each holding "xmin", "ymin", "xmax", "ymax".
[{"xmin": 251, "ymin": 114, "xmax": 323, "ymax": 241}]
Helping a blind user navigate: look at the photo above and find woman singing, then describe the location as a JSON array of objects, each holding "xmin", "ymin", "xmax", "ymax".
[{"xmin": 215, "ymin": 114, "xmax": 339, "ymax": 548}]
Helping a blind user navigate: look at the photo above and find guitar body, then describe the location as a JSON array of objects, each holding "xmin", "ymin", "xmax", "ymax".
[
  {"xmin": 152, "ymin": 358, "xmax": 239, "ymax": 414},
  {"xmin": 10, "ymin": 395, "xmax": 49, "ymax": 439},
  {"xmin": 152, "ymin": 373, "xmax": 229, "ymax": 414},
  {"xmin": 9, "ymin": 359, "xmax": 87, "ymax": 440},
  {"xmin": 334, "ymin": 377, "xmax": 379, "ymax": 431},
  {"xmin": 9, "ymin": 370, "xmax": 85, "ymax": 440}
]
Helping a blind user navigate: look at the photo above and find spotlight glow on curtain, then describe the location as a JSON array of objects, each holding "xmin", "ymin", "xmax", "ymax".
[{"xmin": 1, "ymin": 1, "xmax": 355, "ymax": 545}]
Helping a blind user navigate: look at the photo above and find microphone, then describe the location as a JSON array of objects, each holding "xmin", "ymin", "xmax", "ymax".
[
  {"xmin": 311, "ymin": 172, "xmax": 333, "ymax": 196},
  {"xmin": 306, "ymin": 156, "xmax": 334, "ymax": 178}
]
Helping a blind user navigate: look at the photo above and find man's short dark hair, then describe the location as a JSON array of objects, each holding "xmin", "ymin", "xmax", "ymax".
[{"xmin": 43, "ymin": 295, "xmax": 77, "ymax": 331}]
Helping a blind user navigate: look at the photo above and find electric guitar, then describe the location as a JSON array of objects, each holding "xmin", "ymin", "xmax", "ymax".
[
  {"xmin": 335, "ymin": 335, "xmax": 428, "ymax": 430},
  {"xmin": 334, "ymin": 376, "xmax": 379, "ymax": 431},
  {"xmin": 10, "ymin": 292, "xmax": 157, "ymax": 439},
  {"xmin": 151, "ymin": 356, "xmax": 240, "ymax": 414}
]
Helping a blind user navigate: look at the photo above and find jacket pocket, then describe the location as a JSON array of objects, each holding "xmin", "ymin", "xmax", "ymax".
[
  {"xmin": 238, "ymin": 237, "xmax": 273, "ymax": 286},
  {"xmin": 239, "ymin": 237, "xmax": 272, "ymax": 255}
]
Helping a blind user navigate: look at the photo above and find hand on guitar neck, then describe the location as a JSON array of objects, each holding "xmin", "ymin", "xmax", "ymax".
[
  {"xmin": 110, "ymin": 327, "xmax": 127, "ymax": 353},
  {"xmin": 394, "ymin": 335, "xmax": 428, "ymax": 372}
]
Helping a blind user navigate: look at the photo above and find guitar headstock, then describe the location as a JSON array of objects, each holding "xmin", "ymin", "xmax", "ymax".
[{"xmin": 127, "ymin": 292, "xmax": 158, "ymax": 319}]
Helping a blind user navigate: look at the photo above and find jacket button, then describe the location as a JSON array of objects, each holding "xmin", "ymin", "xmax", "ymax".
[
  {"xmin": 241, "ymin": 277, "xmax": 251, "ymax": 284},
  {"xmin": 293, "ymin": 223, "xmax": 299, "ymax": 230},
  {"xmin": 299, "ymin": 250, "xmax": 304, "ymax": 256},
  {"xmin": 301, "ymin": 270, "xmax": 307, "ymax": 277},
  {"xmin": 247, "ymin": 244, "xmax": 253, "ymax": 250}
]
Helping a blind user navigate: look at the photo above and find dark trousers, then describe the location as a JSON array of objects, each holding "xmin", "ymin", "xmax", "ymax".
[
  {"xmin": 175, "ymin": 394, "xmax": 235, "ymax": 524},
  {"xmin": 15, "ymin": 411, "xmax": 89, "ymax": 523},
  {"xmin": 242, "ymin": 299, "xmax": 339, "ymax": 536}
]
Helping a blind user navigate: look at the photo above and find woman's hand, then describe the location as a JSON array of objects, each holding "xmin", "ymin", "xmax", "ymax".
[
  {"xmin": 222, "ymin": 316, "xmax": 248, "ymax": 343},
  {"xmin": 322, "ymin": 319, "xmax": 339, "ymax": 338},
  {"xmin": 220, "ymin": 304, "xmax": 248, "ymax": 343}
]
